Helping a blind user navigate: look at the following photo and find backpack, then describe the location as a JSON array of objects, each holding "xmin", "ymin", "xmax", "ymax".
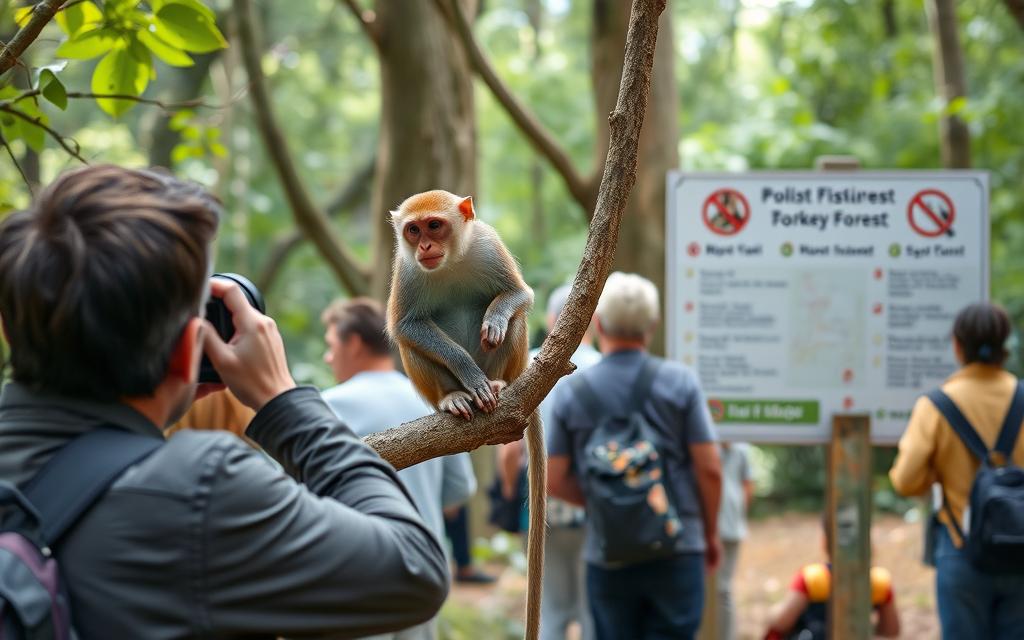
[
  {"xmin": 927, "ymin": 382, "xmax": 1024, "ymax": 574},
  {"xmin": 570, "ymin": 357, "xmax": 682, "ymax": 565},
  {"xmin": 0, "ymin": 427, "xmax": 163, "ymax": 639}
]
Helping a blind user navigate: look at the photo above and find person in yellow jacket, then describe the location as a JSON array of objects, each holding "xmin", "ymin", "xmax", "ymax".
[{"xmin": 890, "ymin": 302, "xmax": 1024, "ymax": 639}]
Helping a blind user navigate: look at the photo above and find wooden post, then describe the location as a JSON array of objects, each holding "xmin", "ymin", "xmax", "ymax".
[{"xmin": 827, "ymin": 414, "xmax": 872, "ymax": 640}]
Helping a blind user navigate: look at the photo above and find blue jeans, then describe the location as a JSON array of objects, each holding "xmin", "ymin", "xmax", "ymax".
[
  {"xmin": 935, "ymin": 523, "xmax": 1024, "ymax": 639},
  {"xmin": 586, "ymin": 553, "xmax": 704, "ymax": 640}
]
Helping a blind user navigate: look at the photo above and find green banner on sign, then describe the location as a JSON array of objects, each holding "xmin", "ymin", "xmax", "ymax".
[{"xmin": 708, "ymin": 398, "xmax": 820, "ymax": 425}]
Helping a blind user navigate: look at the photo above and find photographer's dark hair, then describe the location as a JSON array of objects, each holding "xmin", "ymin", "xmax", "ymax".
[
  {"xmin": 0, "ymin": 165, "xmax": 220, "ymax": 401},
  {"xmin": 953, "ymin": 302, "xmax": 1011, "ymax": 367},
  {"xmin": 320, "ymin": 298, "xmax": 390, "ymax": 356}
]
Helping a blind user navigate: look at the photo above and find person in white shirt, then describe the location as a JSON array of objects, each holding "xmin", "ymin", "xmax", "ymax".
[
  {"xmin": 321, "ymin": 298, "xmax": 477, "ymax": 640},
  {"xmin": 716, "ymin": 442, "xmax": 754, "ymax": 640}
]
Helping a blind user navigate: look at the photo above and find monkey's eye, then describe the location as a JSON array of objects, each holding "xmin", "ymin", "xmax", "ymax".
[
  {"xmin": 428, "ymin": 220, "xmax": 442, "ymax": 231},
  {"xmin": 406, "ymin": 224, "xmax": 420, "ymax": 236}
]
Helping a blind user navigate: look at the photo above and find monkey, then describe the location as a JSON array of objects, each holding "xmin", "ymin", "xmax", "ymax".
[{"xmin": 386, "ymin": 190, "xmax": 545, "ymax": 640}]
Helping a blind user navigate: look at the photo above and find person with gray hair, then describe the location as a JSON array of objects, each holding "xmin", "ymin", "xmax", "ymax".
[
  {"xmin": 547, "ymin": 272, "xmax": 722, "ymax": 640},
  {"xmin": 497, "ymin": 283, "xmax": 602, "ymax": 639}
]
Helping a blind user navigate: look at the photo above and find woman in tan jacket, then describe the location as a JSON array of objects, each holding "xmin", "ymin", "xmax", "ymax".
[{"xmin": 890, "ymin": 302, "xmax": 1023, "ymax": 639}]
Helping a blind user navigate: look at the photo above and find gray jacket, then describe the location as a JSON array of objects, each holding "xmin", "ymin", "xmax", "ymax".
[{"xmin": 0, "ymin": 383, "xmax": 449, "ymax": 639}]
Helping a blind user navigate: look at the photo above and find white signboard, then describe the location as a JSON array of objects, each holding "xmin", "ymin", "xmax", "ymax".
[{"xmin": 666, "ymin": 171, "xmax": 989, "ymax": 444}]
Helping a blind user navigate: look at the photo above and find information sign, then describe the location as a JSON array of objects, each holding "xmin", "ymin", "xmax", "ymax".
[{"xmin": 666, "ymin": 172, "xmax": 989, "ymax": 443}]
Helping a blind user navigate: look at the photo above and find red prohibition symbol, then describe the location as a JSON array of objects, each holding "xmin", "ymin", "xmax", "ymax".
[
  {"xmin": 702, "ymin": 188, "xmax": 751, "ymax": 236},
  {"xmin": 907, "ymin": 189, "xmax": 955, "ymax": 238}
]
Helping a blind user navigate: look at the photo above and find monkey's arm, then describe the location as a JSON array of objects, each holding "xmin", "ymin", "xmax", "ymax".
[
  {"xmin": 481, "ymin": 286, "xmax": 533, "ymax": 352},
  {"xmin": 395, "ymin": 317, "xmax": 498, "ymax": 411}
]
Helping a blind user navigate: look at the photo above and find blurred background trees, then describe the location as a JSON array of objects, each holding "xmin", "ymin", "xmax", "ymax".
[{"xmin": 2, "ymin": 0, "xmax": 1023, "ymax": 509}]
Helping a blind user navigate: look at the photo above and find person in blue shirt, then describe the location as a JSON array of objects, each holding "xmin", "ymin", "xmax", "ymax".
[
  {"xmin": 547, "ymin": 272, "xmax": 722, "ymax": 640},
  {"xmin": 321, "ymin": 297, "xmax": 477, "ymax": 640}
]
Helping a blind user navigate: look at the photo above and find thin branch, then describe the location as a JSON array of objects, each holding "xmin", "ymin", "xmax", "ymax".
[
  {"xmin": 339, "ymin": 0, "xmax": 382, "ymax": 50},
  {"xmin": 0, "ymin": 133, "xmax": 33, "ymax": 194},
  {"xmin": 235, "ymin": 0, "xmax": 371, "ymax": 297},
  {"xmin": 437, "ymin": 0, "xmax": 598, "ymax": 216},
  {"xmin": 8, "ymin": 90, "xmax": 216, "ymax": 111},
  {"xmin": 256, "ymin": 154, "xmax": 376, "ymax": 292},
  {"xmin": 0, "ymin": 0, "xmax": 66, "ymax": 75},
  {"xmin": 366, "ymin": 0, "xmax": 666, "ymax": 470},
  {"xmin": 0, "ymin": 104, "xmax": 87, "ymax": 163}
]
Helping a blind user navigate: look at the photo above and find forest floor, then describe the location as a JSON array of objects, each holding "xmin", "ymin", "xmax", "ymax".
[{"xmin": 446, "ymin": 512, "xmax": 940, "ymax": 639}]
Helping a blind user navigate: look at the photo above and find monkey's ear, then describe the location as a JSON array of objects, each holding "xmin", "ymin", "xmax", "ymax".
[{"xmin": 458, "ymin": 196, "xmax": 475, "ymax": 222}]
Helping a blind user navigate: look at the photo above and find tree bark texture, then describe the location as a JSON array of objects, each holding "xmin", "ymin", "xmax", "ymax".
[
  {"xmin": 591, "ymin": 0, "xmax": 678, "ymax": 353},
  {"xmin": 369, "ymin": 0, "xmax": 478, "ymax": 301},
  {"xmin": 0, "ymin": 0, "xmax": 65, "ymax": 74},
  {"xmin": 234, "ymin": 0, "xmax": 371, "ymax": 296},
  {"xmin": 366, "ymin": 0, "xmax": 667, "ymax": 471},
  {"xmin": 926, "ymin": 0, "xmax": 971, "ymax": 168}
]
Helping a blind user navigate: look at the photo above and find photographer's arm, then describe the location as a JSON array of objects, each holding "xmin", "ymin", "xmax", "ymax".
[{"xmin": 197, "ymin": 280, "xmax": 448, "ymax": 636}]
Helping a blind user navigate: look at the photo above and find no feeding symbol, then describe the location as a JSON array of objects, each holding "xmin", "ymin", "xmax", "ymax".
[
  {"xmin": 702, "ymin": 188, "xmax": 750, "ymax": 236},
  {"xmin": 908, "ymin": 189, "xmax": 955, "ymax": 238}
]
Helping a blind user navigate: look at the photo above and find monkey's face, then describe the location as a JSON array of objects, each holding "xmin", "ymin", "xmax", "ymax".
[{"xmin": 403, "ymin": 216, "xmax": 453, "ymax": 271}]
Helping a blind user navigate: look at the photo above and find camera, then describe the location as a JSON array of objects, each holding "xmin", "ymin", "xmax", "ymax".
[{"xmin": 199, "ymin": 273, "xmax": 266, "ymax": 384}]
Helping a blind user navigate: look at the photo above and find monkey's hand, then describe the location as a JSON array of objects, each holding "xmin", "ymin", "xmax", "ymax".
[
  {"xmin": 460, "ymin": 369, "xmax": 499, "ymax": 413},
  {"xmin": 480, "ymin": 315, "xmax": 508, "ymax": 352}
]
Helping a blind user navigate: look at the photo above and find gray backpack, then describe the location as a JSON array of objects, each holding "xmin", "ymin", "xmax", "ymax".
[
  {"xmin": 570, "ymin": 358, "xmax": 683, "ymax": 565},
  {"xmin": 0, "ymin": 427, "xmax": 162, "ymax": 639}
]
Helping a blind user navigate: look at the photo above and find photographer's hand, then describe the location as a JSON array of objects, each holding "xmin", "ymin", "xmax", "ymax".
[{"xmin": 202, "ymin": 279, "xmax": 296, "ymax": 410}]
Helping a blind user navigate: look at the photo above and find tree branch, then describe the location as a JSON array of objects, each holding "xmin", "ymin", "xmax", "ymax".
[
  {"xmin": 256, "ymin": 156, "xmax": 376, "ymax": 293},
  {"xmin": 0, "ymin": 133, "xmax": 33, "ymax": 193},
  {"xmin": 8, "ymin": 90, "xmax": 215, "ymax": 112},
  {"xmin": 339, "ymin": 0, "xmax": 382, "ymax": 50},
  {"xmin": 0, "ymin": 0, "xmax": 66, "ymax": 75},
  {"xmin": 366, "ymin": 0, "xmax": 666, "ymax": 470},
  {"xmin": 0, "ymin": 104, "xmax": 86, "ymax": 163},
  {"xmin": 235, "ymin": 0, "xmax": 371, "ymax": 297},
  {"xmin": 438, "ymin": 0, "xmax": 598, "ymax": 216}
]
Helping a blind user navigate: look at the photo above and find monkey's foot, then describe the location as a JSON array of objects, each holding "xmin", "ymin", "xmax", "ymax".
[
  {"xmin": 488, "ymin": 379, "xmax": 507, "ymax": 396},
  {"xmin": 439, "ymin": 391, "xmax": 475, "ymax": 421}
]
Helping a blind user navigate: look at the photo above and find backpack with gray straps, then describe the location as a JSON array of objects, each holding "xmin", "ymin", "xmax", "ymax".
[
  {"xmin": 0, "ymin": 427, "xmax": 162, "ymax": 639},
  {"xmin": 927, "ymin": 382, "xmax": 1024, "ymax": 574},
  {"xmin": 570, "ymin": 357, "xmax": 683, "ymax": 565}
]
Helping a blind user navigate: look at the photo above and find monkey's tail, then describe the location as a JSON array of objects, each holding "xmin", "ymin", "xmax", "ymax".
[{"xmin": 524, "ymin": 409, "xmax": 546, "ymax": 640}]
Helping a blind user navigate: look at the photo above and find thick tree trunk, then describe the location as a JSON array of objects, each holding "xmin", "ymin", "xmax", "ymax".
[
  {"xmin": 591, "ymin": 0, "xmax": 678, "ymax": 353},
  {"xmin": 926, "ymin": 0, "xmax": 970, "ymax": 168},
  {"xmin": 1004, "ymin": 0, "xmax": 1024, "ymax": 32},
  {"xmin": 370, "ymin": 0, "xmax": 478, "ymax": 301}
]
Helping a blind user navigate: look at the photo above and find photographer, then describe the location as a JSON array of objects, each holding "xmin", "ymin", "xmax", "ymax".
[{"xmin": 0, "ymin": 166, "xmax": 448, "ymax": 638}]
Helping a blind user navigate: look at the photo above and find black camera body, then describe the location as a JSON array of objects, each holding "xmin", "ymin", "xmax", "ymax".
[{"xmin": 199, "ymin": 273, "xmax": 266, "ymax": 384}]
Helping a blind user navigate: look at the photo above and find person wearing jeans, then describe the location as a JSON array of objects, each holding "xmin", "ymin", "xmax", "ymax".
[{"xmin": 891, "ymin": 302, "xmax": 1024, "ymax": 639}]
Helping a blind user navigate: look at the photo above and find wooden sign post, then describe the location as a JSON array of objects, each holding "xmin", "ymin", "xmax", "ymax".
[{"xmin": 827, "ymin": 414, "xmax": 872, "ymax": 640}]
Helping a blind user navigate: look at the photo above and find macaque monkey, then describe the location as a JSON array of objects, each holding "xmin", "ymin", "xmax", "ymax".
[{"xmin": 386, "ymin": 190, "xmax": 545, "ymax": 640}]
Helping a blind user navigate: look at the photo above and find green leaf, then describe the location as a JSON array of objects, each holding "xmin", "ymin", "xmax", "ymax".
[
  {"xmin": 154, "ymin": 3, "xmax": 227, "ymax": 53},
  {"xmin": 91, "ymin": 47, "xmax": 149, "ymax": 117},
  {"xmin": 158, "ymin": 0, "xmax": 216, "ymax": 22},
  {"xmin": 55, "ymin": 28, "xmax": 118, "ymax": 60},
  {"xmin": 13, "ymin": 6, "xmax": 33, "ymax": 27},
  {"xmin": 55, "ymin": 1, "xmax": 104, "ymax": 37},
  {"xmin": 168, "ymin": 109, "xmax": 194, "ymax": 130},
  {"xmin": 208, "ymin": 141, "xmax": 227, "ymax": 157},
  {"xmin": 39, "ymin": 70, "xmax": 68, "ymax": 110},
  {"xmin": 137, "ymin": 28, "xmax": 193, "ymax": 67}
]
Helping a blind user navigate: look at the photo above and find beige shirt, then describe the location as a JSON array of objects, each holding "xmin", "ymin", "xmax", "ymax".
[{"xmin": 890, "ymin": 364, "xmax": 1022, "ymax": 546}]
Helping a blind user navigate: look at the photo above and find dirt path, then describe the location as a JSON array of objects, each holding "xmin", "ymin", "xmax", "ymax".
[{"xmin": 448, "ymin": 512, "xmax": 940, "ymax": 639}]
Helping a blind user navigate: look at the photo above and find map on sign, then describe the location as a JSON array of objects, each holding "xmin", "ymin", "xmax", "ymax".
[{"xmin": 666, "ymin": 171, "xmax": 989, "ymax": 444}]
